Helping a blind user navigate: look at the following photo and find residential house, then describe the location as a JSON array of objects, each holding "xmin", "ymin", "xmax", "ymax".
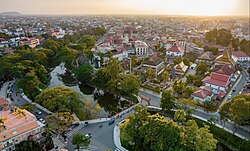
[
  {"xmin": 111, "ymin": 46, "xmax": 128, "ymax": 61},
  {"xmin": 232, "ymin": 51, "xmax": 250, "ymax": 62},
  {"xmin": 196, "ymin": 52, "xmax": 215, "ymax": 66},
  {"xmin": 192, "ymin": 86, "xmax": 213, "ymax": 103},
  {"xmin": 202, "ymin": 72, "xmax": 230, "ymax": 93},
  {"xmin": 142, "ymin": 55, "xmax": 165, "ymax": 77},
  {"xmin": 166, "ymin": 44, "xmax": 185, "ymax": 57}
]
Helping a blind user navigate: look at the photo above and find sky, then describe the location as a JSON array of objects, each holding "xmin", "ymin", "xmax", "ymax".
[{"xmin": 1, "ymin": 0, "xmax": 249, "ymax": 16}]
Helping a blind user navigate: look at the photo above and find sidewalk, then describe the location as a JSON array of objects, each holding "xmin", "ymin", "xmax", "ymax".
[{"xmin": 113, "ymin": 124, "xmax": 128, "ymax": 151}]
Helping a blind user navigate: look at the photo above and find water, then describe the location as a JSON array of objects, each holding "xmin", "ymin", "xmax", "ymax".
[{"xmin": 48, "ymin": 63, "xmax": 133, "ymax": 117}]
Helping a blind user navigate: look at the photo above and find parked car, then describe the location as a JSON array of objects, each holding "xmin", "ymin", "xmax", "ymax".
[
  {"xmin": 233, "ymin": 87, "xmax": 236, "ymax": 92},
  {"xmin": 36, "ymin": 110, "xmax": 42, "ymax": 115},
  {"xmin": 39, "ymin": 118, "xmax": 45, "ymax": 124},
  {"xmin": 228, "ymin": 95, "xmax": 232, "ymax": 100},
  {"xmin": 85, "ymin": 133, "xmax": 92, "ymax": 138},
  {"xmin": 109, "ymin": 119, "xmax": 115, "ymax": 125}
]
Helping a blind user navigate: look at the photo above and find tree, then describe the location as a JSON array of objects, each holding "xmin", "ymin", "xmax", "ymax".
[
  {"xmin": 72, "ymin": 133, "xmax": 90, "ymax": 151},
  {"xmin": 160, "ymin": 89, "xmax": 176, "ymax": 114},
  {"xmin": 146, "ymin": 67, "xmax": 155, "ymax": 80},
  {"xmin": 196, "ymin": 63, "xmax": 208, "ymax": 75},
  {"xmin": 119, "ymin": 73, "xmax": 140, "ymax": 96},
  {"xmin": 15, "ymin": 137, "xmax": 41, "ymax": 151},
  {"xmin": 182, "ymin": 57, "xmax": 190, "ymax": 66},
  {"xmin": 81, "ymin": 35, "xmax": 96, "ymax": 48},
  {"xmin": 162, "ymin": 70, "xmax": 170, "ymax": 85},
  {"xmin": 181, "ymin": 120, "xmax": 217, "ymax": 151},
  {"xmin": 171, "ymin": 80, "xmax": 187, "ymax": 95},
  {"xmin": 35, "ymin": 87, "xmax": 87, "ymax": 120},
  {"xmin": 73, "ymin": 64, "xmax": 93, "ymax": 83},
  {"xmin": 174, "ymin": 110, "xmax": 187, "ymax": 125},
  {"xmin": 195, "ymin": 125, "xmax": 217, "ymax": 151},
  {"xmin": 219, "ymin": 94, "xmax": 250, "ymax": 134},
  {"xmin": 204, "ymin": 100, "xmax": 216, "ymax": 112},
  {"xmin": 45, "ymin": 112, "xmax": 74, "ymax": 134},
  {"xmin": 184, "ymin": 86, "xmax": 195, "ymax": 97}
]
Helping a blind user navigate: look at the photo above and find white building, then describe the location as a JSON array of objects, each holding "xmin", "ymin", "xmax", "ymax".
[
  {"xmin": 135, "ymin": 40, "xmax": 149, "ymax": 57},
  {"xmin": 232, "ymin": 51, "xmax": 250, "ymax": 62},
  {"xmin": 166, "ymin": 44, "xmax": 185, "ymax": 57},
  {"xmin": 112, "ymin": 46, "xmax": 128, "ymax": 61}
]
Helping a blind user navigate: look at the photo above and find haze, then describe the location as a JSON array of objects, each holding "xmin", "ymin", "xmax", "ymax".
[{"xmin": 1, "ymin": 0, "xmax": 249, "ymax": 16}]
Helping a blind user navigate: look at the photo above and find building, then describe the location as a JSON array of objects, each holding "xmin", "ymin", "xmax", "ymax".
[
  {"xmin": 142, "ymin": 56, "xmax": 165, "ymax": 77},
  {"xmin": 192, "ymin": 86, "xmax": 213, "ymax": 103},
  {"xmin": 202, "ymin": 72, "xmax": 230, "ymax": 93},
  {"xmin": 215, "ymin": 43, "xmax": 236, "ymax": 67},
  {"xmin": 232, "ymin": 51, "xmax": 250, "ymax": 62},
  {"xmin": 135, "ymin": 40, "xmax": 149, "ymax": 57},
  {"xmin": 174, "ymin": 61, "xmax": 188, "ymax": 75},
  {"xmin": 0, "ymin": 108, "xmax": 45, "ymax": 151},
  {"xmin": 196, "ymin": 52, "xmax": 215, "ymax": 66},
  {"xmin": 111, "ymin": 46, "xmax": 128, "ymax": 61},
  {"xmin": 0, "ymin": 98, "xmax": 10, "ymax": 111},
  {"xmin": 166, "ymin": 44, "xmax": 185, "ymax": 57}
]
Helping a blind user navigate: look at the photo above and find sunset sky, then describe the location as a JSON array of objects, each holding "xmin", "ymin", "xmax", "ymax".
[{"xmin": 1, "ymin": 0, "xmax": 249, "ymax": 16}]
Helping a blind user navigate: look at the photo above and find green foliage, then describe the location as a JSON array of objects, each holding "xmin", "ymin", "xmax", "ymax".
[
  {"xmin": 240, "ymin": 39, "xmax": 250, "ymax": 56},
  {"xmin": 174, "ymin": 109, "xmax": 187, "ymax": 124},
  {"xmin": 20, "ymin": 104, "xmax": 36, "ymax": 112},
  {"xmin": 0, "ymin": 32, "xmax": 10, "ymax": 39},
  {"xmin": 196, "ymin": 63, "xmax": 208, "ymax": 75},
  {"xmin": 160, "ymin": 89, "xmax": 176, "ymax": 113},
  {"xmin": 45, "ymin": 112, "xmax": 74, "ymax": 134},
  {"xmin": 193, "ymin": 117, "xmax": 250, "ymax": 151},
  {"xmin": 119, "ymin": 73, "xmax": 140, "ymax": 96},
  {"xmin": 35, "ymin": 86, "xmax": 88, "ymax": 119},
  {"xmin": 204, "ymin": 100, "xmax": 216, "ymax": 112},
  {"xmin": 120, "ymin": 107, "xmax": 217, "ymax": 151},
  {"xmin": 15, "ymin": 138, "xmax": 41, "ymax": 151},
  {"xmin": 72, "ymin": 132, "xmax": 90, "ymax": 150},
  {"xmin": 219, "ymin": 94, "xmax": 250, "ymax": 132},
  {"xmin": 146, "ymin": 67, "xmax": 155, "ymax": 79},
  {"xmin": 204, "ymin": 46, "xmax": 218, "ymax": 55},
  {"xmin": 173, "ymin": 57, "xmax": 190, "ymax": 66},
  {"xmin": 73, "ymin": 64, "xmax": 93, "ymax": 83},
  {"xmin": 80, "ymin": 35, "xmax": 96, "ymax": 48},
  {"xmin": 205, "ymin": 28, "xmax": 232, "ymax": 46}
]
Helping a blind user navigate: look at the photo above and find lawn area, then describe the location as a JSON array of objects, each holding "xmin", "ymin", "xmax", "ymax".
[{"xmin": 193, "ymin": 117, "xmax": 250, "ymax": 151}]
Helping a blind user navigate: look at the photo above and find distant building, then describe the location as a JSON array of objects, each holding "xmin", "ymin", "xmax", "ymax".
[
  {"xmin": 196, "ymin": 52, "xmax": 215, "ymax": 66},
  {"xmin": 135, "ymin": 40, "xmax": 149, "ymax": 57},
  {"xmin": 232, "ymin": 51, "xmax": 250, "ymax": 62},
  {"xmin": 0, "ymin": 109, "xmax": 45, "ymax": 151},
  {"xmin": 111, "ymin": 46, "xmax": 128, "ymax": 61},
  {"xmin": 166, "ymin": 44, "xmax": 185, "ymax": 57},
  {"xmin": 142, "ymin": 55, "xmax": 165, "ymax": 77},
  {"xmin": 215, "ymin": 43, "xmax": 236, "ymax": 67}
]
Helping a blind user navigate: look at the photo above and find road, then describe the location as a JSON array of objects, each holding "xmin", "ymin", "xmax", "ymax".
[{"xmin": 0, "ymin": 81, "xmax": 48, "ymax": 120}]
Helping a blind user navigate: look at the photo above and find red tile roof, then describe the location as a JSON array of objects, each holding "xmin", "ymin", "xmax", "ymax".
[
  {"xmin": 202, "ymin": 72, "xmax": 230, "ymax": 87},
  {"xmin": 192, "ymin": 86, "xmax": 212, "ymax": 99},
  {"xmin": 233, "ymin": 51, "xmax": 249, "ymax": 58},
  {"xmin": 167, "ymin": 45, "xmax": 184, "ymax": 53},
  {"xmin": 213, "ymin": 64, "xmax": 235, "ymax": 76}
]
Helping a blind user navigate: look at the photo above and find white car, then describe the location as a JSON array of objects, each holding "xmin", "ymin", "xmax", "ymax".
[
  {"xmin": 39, "ymin": 118, "xmax": 46, "ymax": 124},
  {"xmin": 228, "ymin": 95, "xmax": 232, "ymax": 99}
]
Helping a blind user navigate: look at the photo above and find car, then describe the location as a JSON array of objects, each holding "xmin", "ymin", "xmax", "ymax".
[
  {"xmin": 232, "ymin": 87, "xmax": 236, "ymax": 92},
  {"xmin": 36, "ymin": 110, "xmax": 42, "ymax": 115},
  {"xmin": 228, "ymin": 95, "xmax": 232, "ymax": 99},
  {"xmin": 109, "ymin": 119, "xmax": 115, "ymax": 125},
  {"xmin": 85, "ymin": 133, "xmax": 92, "ymax": 138},
  {"xmin": 39, "ymin": 118, "xmax": 45, "ymax": 124}
]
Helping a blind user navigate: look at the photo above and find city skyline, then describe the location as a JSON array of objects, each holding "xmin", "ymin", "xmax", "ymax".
[{"xmin": 1, "ymin": 0, "xmax": 249, "ymax": 16}]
